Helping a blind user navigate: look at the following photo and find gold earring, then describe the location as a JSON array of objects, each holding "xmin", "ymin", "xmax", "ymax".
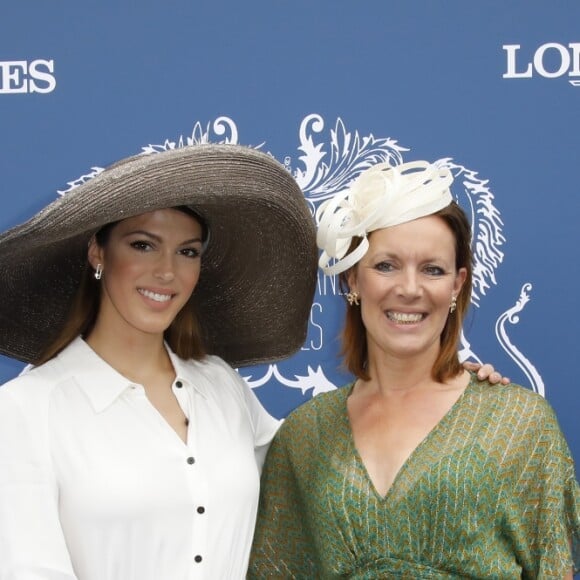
[
  {"xmin": 346, "ymin": 291, "xmax": 360, "ymax": 306},
  {"xmin": 449, "ymin": 295, "xmax": 457, "ymax": 313}
]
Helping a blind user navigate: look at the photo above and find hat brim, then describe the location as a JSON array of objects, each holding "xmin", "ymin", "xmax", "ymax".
[{"xmin": 0, "ymin": 144, "xmax": 317, "ymax": 367}]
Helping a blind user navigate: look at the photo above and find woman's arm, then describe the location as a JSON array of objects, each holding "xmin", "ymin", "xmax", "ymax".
[
  {"xmin": 0, "ymin": 387, "xmax": 77, "ymax": 579},
  {"xmin": 502, "ymin": 394, "xmax": 579, "ymax": 577}
]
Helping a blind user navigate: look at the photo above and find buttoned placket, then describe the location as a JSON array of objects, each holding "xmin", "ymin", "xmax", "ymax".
[
  {"xmin": 172, "ymin": 379, "xmax": 208, "ymax": 574},
  {"xmin": 127, "ymin": 379, "xmax": 209, "ymax": 574}
]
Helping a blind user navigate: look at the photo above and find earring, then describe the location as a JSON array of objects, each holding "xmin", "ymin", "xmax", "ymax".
[
  {"xmin": 94, "ymin": 264, "xmax": 103, "ymax": 280},
  {"xmin": 449, "ymin": 295, "xmax": 457, "ymax": 314},
  {"xmin": 346, "ymin": 291, "xmax": 360, "ymax": 306}
]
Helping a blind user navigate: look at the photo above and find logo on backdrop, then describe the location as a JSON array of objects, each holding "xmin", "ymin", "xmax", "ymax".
[
  {"xmin": 503, "ymin": 43, "xmax": 580, "ymax": 87},
  {"xmin": 0, "ymin": 59, "xmax": 56, "ymax": 94},
  {"xmin": 58, "ymin": 115, "xmax": 545, "ymax": 398}
]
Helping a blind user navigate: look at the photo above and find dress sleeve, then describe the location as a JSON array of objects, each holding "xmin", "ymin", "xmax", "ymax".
[
  {"xmin": 248, "ymin": 415, "xmax": 318, "ymax": 579},
  {"xmin": 504, "ymin": 397, "xmax": 580, "ymax": 578},
  {"xmin": 0, "ymin": 387, "xmax": 77, "ymax": 580}
]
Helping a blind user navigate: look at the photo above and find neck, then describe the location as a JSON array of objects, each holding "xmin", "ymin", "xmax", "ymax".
[
  {"xmin": 86, "ymin": 324, "xmax": 172, "ymax": 385},
  {"xmin": 364, "ymin": 342, "xmax": 441, "ymax": 395}
]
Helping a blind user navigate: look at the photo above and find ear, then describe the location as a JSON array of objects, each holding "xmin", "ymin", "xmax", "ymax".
[
  {"xmin": 346, "ymin": 267, "xmax": 358, "ymax": 294},
  {"xmin": 453, "ymin": 267, "xmax": 468, "ymax": 296},
  {"xmin": 87, "ymin": 236, "xmax": 104, "ymax": 271}
]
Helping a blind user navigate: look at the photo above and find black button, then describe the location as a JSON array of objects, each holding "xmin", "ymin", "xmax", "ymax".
[
  {"xmin": 194, "ymin": 555, "xmax": 202, "ymax": 563},
  {"xmin": 197, "ymin": 506, "xmax": 205, "ymax": 514},
  {"xmin": 175, "ymin": 381, "xmax": 183, "ymax": 388},
  {"xmin": 187, "ymin": 457, "xmax": 195, "ymax": 465}
]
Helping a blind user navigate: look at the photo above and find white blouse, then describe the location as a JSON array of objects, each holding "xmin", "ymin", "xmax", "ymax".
[{"xmin": 0, "ymin": 337, "xmax": 280, "ymax": 580}]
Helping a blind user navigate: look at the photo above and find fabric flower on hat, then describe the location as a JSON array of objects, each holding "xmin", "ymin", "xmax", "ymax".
[{"xmin": 316, "ymin": 161, "xmax": 454, "ymax": 276}]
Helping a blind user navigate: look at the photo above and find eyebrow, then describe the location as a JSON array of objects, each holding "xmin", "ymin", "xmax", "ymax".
[
  {"xmin": 369, "ymin": 251, "xmax": 451, "ymax": 264},
  {"xmin": 123, "ymin": 230, "xmax": 203, "ymax": 245}
]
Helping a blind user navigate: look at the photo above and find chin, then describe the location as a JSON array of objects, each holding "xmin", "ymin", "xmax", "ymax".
[{"xmin": 134, "ymin": 320, "xmax": 174, "ymax": 336}]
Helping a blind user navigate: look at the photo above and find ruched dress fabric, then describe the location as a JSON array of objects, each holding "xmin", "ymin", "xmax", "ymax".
[{"xmin": 249, "ymin": 376, "xmax": 580, "ymax": 579}]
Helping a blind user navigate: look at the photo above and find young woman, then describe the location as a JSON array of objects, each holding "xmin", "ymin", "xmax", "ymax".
[
  {"xmin": 0, "ymin": 144, "xmax": 317, "ymax": 579},
  {"xmin": 249, "ymin": 161, "xmax": 580, "ymax": 578}
]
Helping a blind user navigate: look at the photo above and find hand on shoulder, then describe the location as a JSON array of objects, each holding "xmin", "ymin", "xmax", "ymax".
[{"xmin": 462, "ymin": 361, "xmax": 510, "ymax": 385}]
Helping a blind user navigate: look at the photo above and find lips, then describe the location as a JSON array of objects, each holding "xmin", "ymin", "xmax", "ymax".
[
  {"xmin": 137, "ymin": 288, "xmax": 174, "ymax": 303},
  {"xmin": 386, "ymin": 311, "xmax": 425, "ymax": 324}
]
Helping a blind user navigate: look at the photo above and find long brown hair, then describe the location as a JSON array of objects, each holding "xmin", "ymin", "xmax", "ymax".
[
  {"xmin": 339, "ymin": 201, "xmax": 473, "ymax": 383},
  {"xmin": 35, "ymin": 207, "xmax": 208, "ymax": 365}
]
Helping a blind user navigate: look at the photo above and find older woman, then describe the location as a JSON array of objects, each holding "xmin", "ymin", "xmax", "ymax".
[{"xmin": 249, "ymin": 161, "xmax": 580, "ymax": 578}]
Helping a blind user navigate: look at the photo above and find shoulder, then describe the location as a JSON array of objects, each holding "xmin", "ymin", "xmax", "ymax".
[
  {"xmin": 0, "ymin": 357, "xmax": 71, "ymax": 440},
  {"xmin": 0, "ymin": 338, "xmax": 91, "ymax": 401},
  {"xmin": 178, "ymin": 354, "xmax": 243, "ymax": 386},
  {"xmin": 0, "ymin": 356, "xmax": 68, "ymax": 407},
  {"xmin": 468, "ymin": 380, "xmax": 556, "ymax": 420},
  {"xmin": 467, "ymin": 380, "xmax": 567, "ymax": 449},
  {"xmin": 175, "ymin": 353, "xmax": 252, "ymax": 406},
  {"xmin": 177, "ymin": 353, "xmax": 231, "ymax": 372},
  {"xmin": 276, "ymin": 385, "xmax": 350, "ymax": 442},
  {"xmin": 263, "ymin": 386, "xmax": 351, "ymax": 482}
]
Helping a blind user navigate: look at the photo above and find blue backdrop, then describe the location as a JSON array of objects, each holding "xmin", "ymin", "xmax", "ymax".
[{"xmin": 1, "ymin": 0, "xmax": 578, "ymax": 521}]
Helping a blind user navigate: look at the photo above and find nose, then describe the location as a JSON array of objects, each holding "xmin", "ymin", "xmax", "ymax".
[
  {"xmin": 396, "ymin": 269, "xmax": 422, "ymax": 298},
  {"xmin": 154, "ymin": 252, "xmax": 176, "ymax": 282}
]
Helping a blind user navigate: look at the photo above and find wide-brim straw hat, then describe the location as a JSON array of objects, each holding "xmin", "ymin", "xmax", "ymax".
[{"xmin": 0, "ymin": 144, "xmax": 317, "ymax": 367}]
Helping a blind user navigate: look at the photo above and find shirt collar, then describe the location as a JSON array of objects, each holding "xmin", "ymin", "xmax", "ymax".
[{"xmin": 57, "ymin": 337, "xmax": 209, "ymax": 413}]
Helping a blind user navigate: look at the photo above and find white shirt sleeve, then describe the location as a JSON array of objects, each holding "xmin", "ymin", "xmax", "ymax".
[
  {"xmin": 207, "ymin": 357, "xmax": 281, "ymax": 470},
  {"xmin": 239, "ymin": 376, "xmax": 282, "ymax": 470},
  {"xmin": 0, "ymin": 384, "xmax": 77, "ymax": 580}
]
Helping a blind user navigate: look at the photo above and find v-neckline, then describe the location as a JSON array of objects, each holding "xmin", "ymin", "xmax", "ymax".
[
  {"xmin": 141, "ymin": 393, "xmax": 190, "ymax": 448},
  {"xmin": 342, "ymin": 374, "xmax": 476, "ymax": 502}
]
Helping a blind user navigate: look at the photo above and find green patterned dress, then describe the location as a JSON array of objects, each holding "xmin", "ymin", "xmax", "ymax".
[{"xmin": 249, "ymin": 377, "xmax": 580, "ymax": 578}]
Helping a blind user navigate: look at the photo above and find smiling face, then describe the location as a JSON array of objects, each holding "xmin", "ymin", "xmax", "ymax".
[
  {"xmin": 348, "ymin": 215, "xmax": 467, "ymax": 366},
  {"xmin": 87, "ymin": 208, "xmax": 203, "ymax": 341}
]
